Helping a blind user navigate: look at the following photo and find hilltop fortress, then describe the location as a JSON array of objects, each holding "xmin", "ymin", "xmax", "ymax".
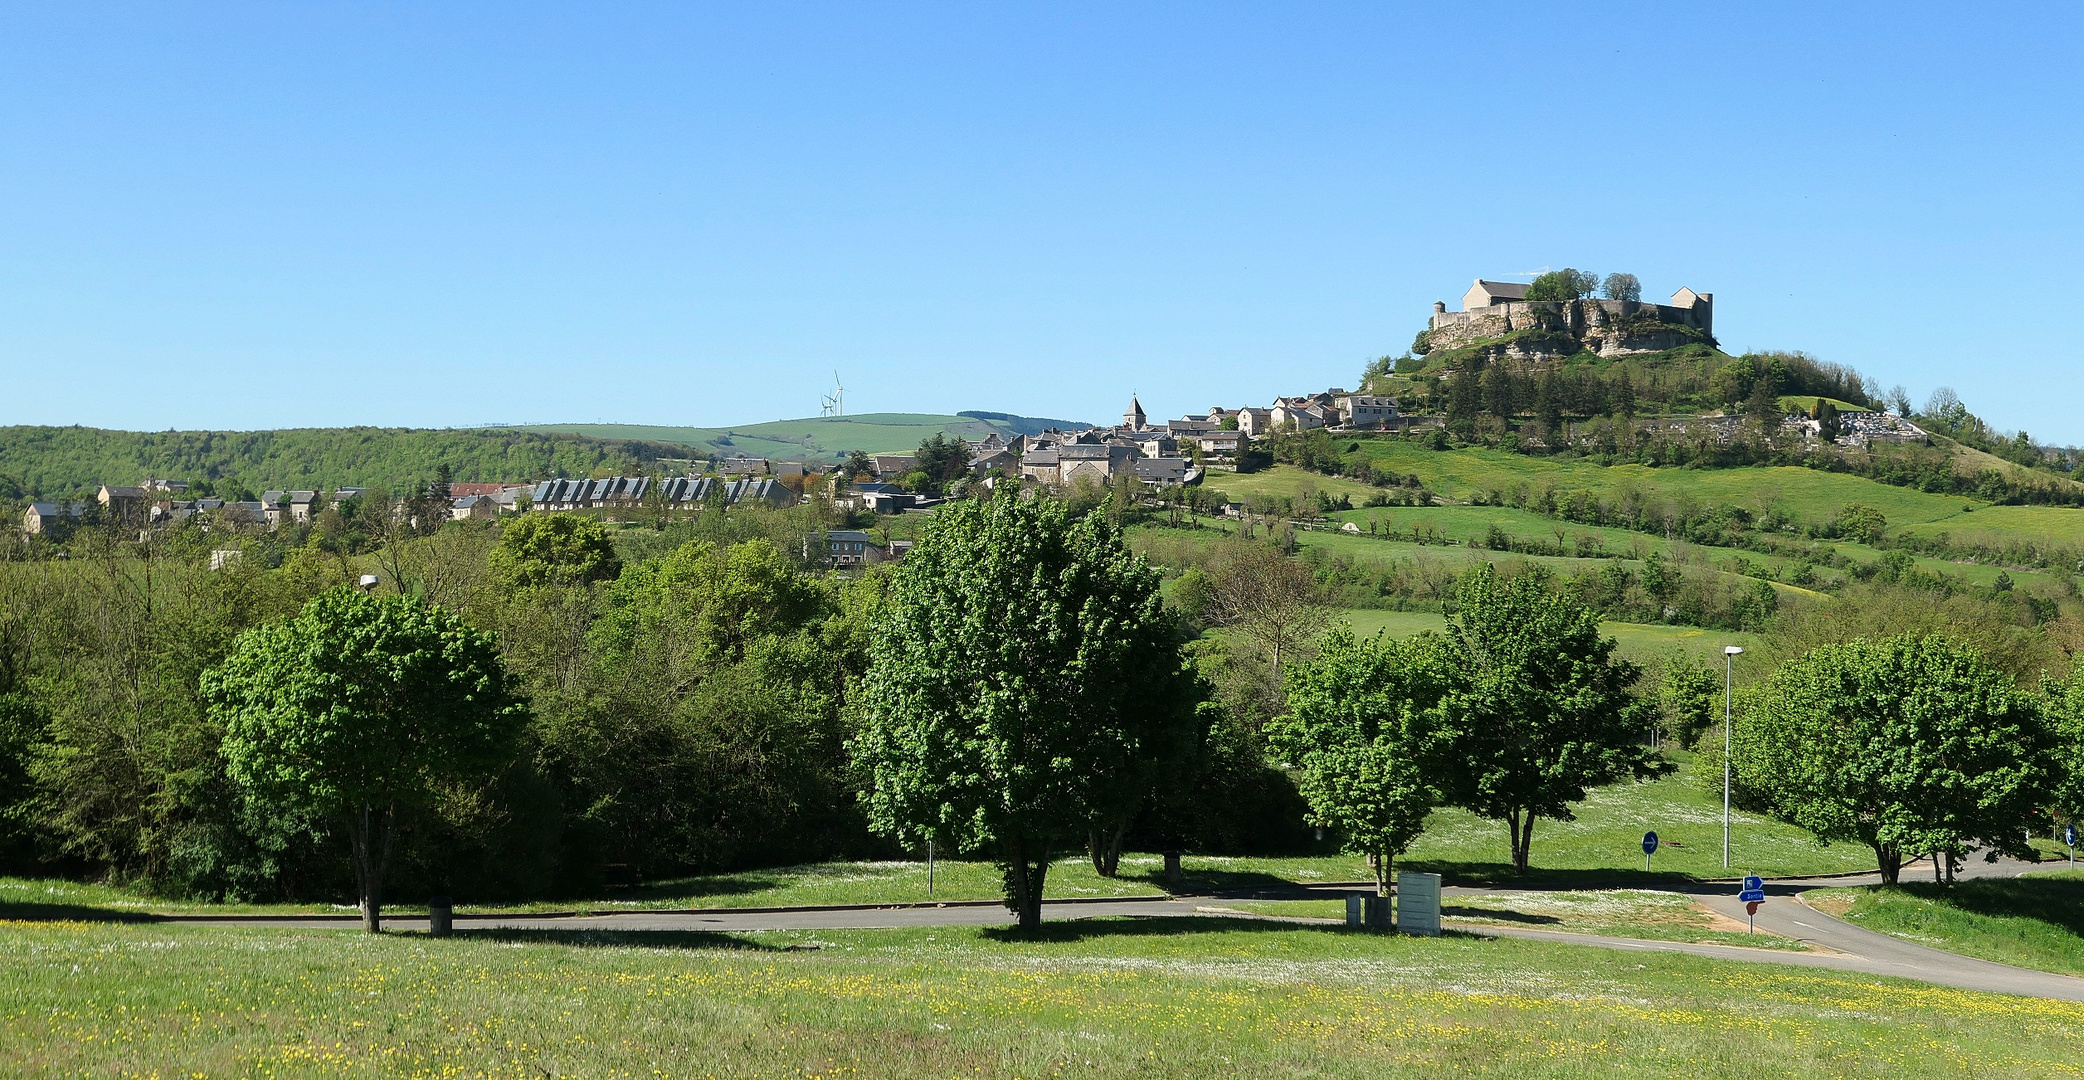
[{"xmin": 1425, "ymin": 278, "xmax": 1714, "ymax": 359}]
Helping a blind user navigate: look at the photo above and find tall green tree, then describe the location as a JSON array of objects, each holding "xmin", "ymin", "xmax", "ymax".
[
  {"xmin": 1734, "ymin": 634, "xmax": 2051, "ymax": 885},
  {"xmin": 488, "ymin": 513, "xmax": 622, "ymax": 589},
  {"xmin": 1271, "ymin": 629, "xmax": 1451, "ymax": 894},
  {"xmin": 1436, "ymin": 566, "xmax": 1664, "ymax": 874},
  {"xmin": 2049, "ymin": 659, "xmax": 2084, "ymax": 827},
  {"xmin": 852, "ymin": 494, "xmax": 1206, "ymax": 929},
  {"xmin": 205, "ymin": 587, "xmax": 529, "ymax": 931}
]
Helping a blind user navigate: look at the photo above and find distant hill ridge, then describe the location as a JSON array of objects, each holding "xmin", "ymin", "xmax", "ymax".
[{"xmin": 0, "ymin": 411, "xmax": 1096, "ymax": 498}]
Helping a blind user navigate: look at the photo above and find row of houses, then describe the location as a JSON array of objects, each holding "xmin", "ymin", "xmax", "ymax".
[{"xmin": 528, "ymin": 476, "xmax": 797, "ymax": 511}]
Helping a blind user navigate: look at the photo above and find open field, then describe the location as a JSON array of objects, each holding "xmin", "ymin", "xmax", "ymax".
[
  {"xmin": 5, "ymin": 917, "xmax": 2082, "ymax": 1078},
  {"xmin": 1341, "ymin": 608, "xmax": 1760, "ymax": 663},
  {"xmin": 1342, "ymin": 446, "xmax": 1984, "ymax": 530},
  {"xmin": 1807, "ymin": 871, "xmax": 2084, "ymax": 978},
  {"xmin": 1221, "ymin": 888, "xmax": 1812, "ymax": 951},
  {"xmin": 1892, "ymin": 504, "xmax": 2084, "ymax": 551}
]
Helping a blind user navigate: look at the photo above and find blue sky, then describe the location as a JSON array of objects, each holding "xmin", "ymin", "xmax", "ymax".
[{"xmin": 3, "ymin": 4, "xmax": 2080, "ymax": 440}]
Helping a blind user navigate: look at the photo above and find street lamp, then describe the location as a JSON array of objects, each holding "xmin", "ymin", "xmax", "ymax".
[{"xmin": 1723, "ymin": 645, "xmax": 1744, "ymax": 869}]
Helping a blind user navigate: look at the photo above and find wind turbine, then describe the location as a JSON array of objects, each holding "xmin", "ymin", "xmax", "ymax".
[{"xmin": 820, "ymin": 371, "xmax": 846, "ymax": 417}]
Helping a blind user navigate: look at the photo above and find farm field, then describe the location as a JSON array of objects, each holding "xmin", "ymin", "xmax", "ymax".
[
  {"xmin": 5, "ymin": 917, "xmax": 2080, "ymax": 1078},
  {"xmin": 1341, "ymin": 609, "xmax": 1760, "ymax": 663},
  {"xmin": 1343, "ymin": 445, "xmax": 1981, "ymax": 530},
  {"xmin": 1806, "ymin": 872, "xmax": 2084, "ymax": 978}
]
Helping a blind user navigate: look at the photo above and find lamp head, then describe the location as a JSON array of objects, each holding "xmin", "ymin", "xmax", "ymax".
[{"xmin": 1724, "ymin": 646, "xmax": 1745, "ymax": 656}]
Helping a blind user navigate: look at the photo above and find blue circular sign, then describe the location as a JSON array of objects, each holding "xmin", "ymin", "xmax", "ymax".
[
  {"xmin": 2068, "ymin": 824, "xmax": 2077, "ymax": 847},
  {"xmin": 1642, "ymin": 831, "xmax": 1659, "ymax": 855}
]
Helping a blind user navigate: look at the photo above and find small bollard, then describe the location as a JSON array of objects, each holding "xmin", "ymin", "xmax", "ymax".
[
  {"xmin": 1345, "ymin": 894, "xmax": 1363, "ymax": 927},
  {"xmin": 427, "ymin": 895, "xmax": 453, "ymax": 938},
  {"xmin": 1364, "ymin": 894, "xmax": 1392, "ymax": 930}
]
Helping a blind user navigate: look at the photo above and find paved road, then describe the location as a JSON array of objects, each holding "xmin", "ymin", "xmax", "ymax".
[{"xmin": 180, "ymin": 857, "xmax": 2084, "ymax": 1002}]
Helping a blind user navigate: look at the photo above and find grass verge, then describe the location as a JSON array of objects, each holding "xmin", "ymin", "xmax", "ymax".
[{"xmin": 1806, "ymin": 871, "xmax": 2084, "ymax": 978}]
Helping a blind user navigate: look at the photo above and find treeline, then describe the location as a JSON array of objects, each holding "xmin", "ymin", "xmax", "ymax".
[
  {"xmin": 0, "ymin": 501, "xmax": 1306, "ymax": 905},
  {"xmin": 0, "ymin": 425, "xmax": 697, "ymax": 501},
  {"xmin": 1390, "ymin": 348, "xmax": 1873, "ymax": 420}
]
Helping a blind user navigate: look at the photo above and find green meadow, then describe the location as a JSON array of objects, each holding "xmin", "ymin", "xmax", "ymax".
[{"xmin": 5, "ymin": 917, "xmax": 2080, "ymax": 1078}]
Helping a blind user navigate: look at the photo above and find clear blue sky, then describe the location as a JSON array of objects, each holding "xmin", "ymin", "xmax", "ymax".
[{"xmin": 4, "ymin": 4, "xmax": 2080, "ymax": 441}]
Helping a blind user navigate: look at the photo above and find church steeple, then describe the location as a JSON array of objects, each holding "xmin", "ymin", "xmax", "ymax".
[{"xmin": 1124, "ymin": 395, "xmax": 1146, "ymax": 431}]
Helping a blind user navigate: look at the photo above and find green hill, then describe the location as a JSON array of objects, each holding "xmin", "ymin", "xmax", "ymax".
[
  {"xmin": 0, "ymin": 425, "xmax": 692, "ymax": 500},
  {"xmin": 510, "ymin": 411, "xmax": 1089, "ymax": 462}
]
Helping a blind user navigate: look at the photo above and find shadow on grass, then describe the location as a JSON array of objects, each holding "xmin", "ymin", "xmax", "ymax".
[
  {"xmin": 981, "ymin": 914, "xmax": 1500, "ymax": 944},
  {"xmin": 1892, "ymin": 874, "xmax": 2084, "ymax": 937},
  {"xmin": 609, "ymin": 874, "xmax": 788, "ymax": 904},
  {"xmin": 0, "ymin": 901, "xmax": 159, "ymax": 923},
  {"xmin": 451, "ymin": 927, "xmax": 795, "ymax": 952},
  {"xmin": 1440, "ymin": 904, "xmax": 1561, "ymax": 926}
]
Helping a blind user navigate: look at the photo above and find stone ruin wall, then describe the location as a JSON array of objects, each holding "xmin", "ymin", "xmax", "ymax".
[{"xmin": 1427, "ymin": 298, "xmax": 1711, "ymax": 359}]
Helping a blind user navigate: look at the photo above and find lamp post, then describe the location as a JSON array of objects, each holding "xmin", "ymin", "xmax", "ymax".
[{"xmin": 1723, "ymin": 645, "xmax": 1744, "ymax": 870}]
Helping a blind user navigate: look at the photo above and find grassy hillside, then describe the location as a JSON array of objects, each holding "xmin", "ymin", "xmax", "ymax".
[
  {"xmin": 512, "ymin": 411, "xmax": 1089, "ymax": 462},
  {"xmin": 0, "ymin": 425, "xmax": 689, "ymax": 499}
]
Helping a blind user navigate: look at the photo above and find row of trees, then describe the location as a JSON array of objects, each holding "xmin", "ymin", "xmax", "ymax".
[{"xmin": 1274, "ymin": 567, "xmax": 1661, "ymax": 887}]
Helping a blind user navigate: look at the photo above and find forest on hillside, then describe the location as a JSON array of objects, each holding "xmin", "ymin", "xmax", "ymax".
[{"xmin": 0, "ymin": 426, "xmax": 692, "ymax": 500}]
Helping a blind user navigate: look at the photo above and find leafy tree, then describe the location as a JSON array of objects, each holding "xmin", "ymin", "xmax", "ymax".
[
  {"xmin": 488, "ymin": 514, "xmax": 622, "ymax": 588},
  {"xmin": 1653, "ymin": 650, "xmax": 1722, "ymax": 749},
  {"xmin": 1813, "ymin": 397, "xmax": 1842, "ymax": 443},
  {"xmin": 2048, "ymin": 660, "xmax": 2084, "ymax": 826},
  {"xmin": 1271, "ymin": 629, "xmax": 1451, "ymax": 894},
  {"xmin": 1600, "ymin": 273, "xmax": 1641, "ymax": 302},
  {"xmin": 1525, "ymin": 268, "xmax": 1598, "ymax": 302},
  {"xmin": 1204, "ymin": 539, "xmax": 1334, "ymax": 683},
  {"xmin": 852, "ymin": 494, "xmax": 1206, "ymax": 929},
  {"xmin": 1744, "ymin": 377, "xmax": 1784, "ymax": 426},
  {"xmin": 1435, "ymin": 566, "xmax": 1665, "ymax": 874},
  {"xmin": 1831, "ymin": 504, "xmax": 1887, "ymax": 546},
  {"xmin": 838, "ymin": 450, "xmax": 875, "ymax": 484},
  {"xmin": 1734, "ymin": 634, "xmax": 2051, "ymax": 885},
  {"xmin": 913, "ymin": 432, "xmax": 970, "ymax": 494},
  {"xmin": 206, "ymin": 587, "xmax": 528, "ymax": 930}
]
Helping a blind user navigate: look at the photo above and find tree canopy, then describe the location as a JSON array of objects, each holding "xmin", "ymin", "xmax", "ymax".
[
  {"xmin": 205, "ymin": 587, "xmax": 529, "ymax": 930},
  {"xmin": 488, "ymin": 513, "xmax": 623, "ymax": 589},
  {"xmin": 852, "ymin": 493, "xmax": 1206, "ymax": 929},
  {"xmin": 1271, "ymin": 628, "xmax": 1451, "ymax": 893},
  {"xmin": 1734, "ymin": 634, "xmax": 2051, "ymax": 884},
  {"xmin": 1436, "ymin": 566, "xmax": 1664, "ymax": 874},
  {"xmin": 1524, "ymin": 268, "xmax": 1599, "ymax": 302}
]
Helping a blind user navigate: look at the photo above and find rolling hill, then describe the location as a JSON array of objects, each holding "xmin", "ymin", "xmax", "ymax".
[{"xmin": 507, "ymin": 411, "xmax": 1091, "ymax": 462}]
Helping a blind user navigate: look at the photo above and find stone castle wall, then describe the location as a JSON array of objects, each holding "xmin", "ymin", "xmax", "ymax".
[{"xmin": 1427, "ymin": 298, "xmax": 1712, "ymax": 358}]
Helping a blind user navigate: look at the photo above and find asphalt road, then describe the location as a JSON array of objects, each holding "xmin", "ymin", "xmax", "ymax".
[{"xmin": 184, "ymin": 857, "xmax": 2084, "ymax": 1002}]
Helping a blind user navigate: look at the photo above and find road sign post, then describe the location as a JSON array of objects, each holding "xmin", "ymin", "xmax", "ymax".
[
  {"xmin": 1737, "ymin": 874, "xmax": 1766, "ymax": 934},
  {"xmin": 1642, "ymin": 830, "xmax": 1659, "ymax": 873},
  {"xmin": 2067, "ymin": 823, "xmax": 2076, "ymax": 869}
]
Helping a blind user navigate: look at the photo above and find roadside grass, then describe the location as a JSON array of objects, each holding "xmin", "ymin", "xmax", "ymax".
[
  {"xmin": 5, "ymin": 917, "xmax": 2080, "ymax": 1078},
  {"xmin": 1217, "ymin": 889, "xmax": 1812, "ymax": 951},
  {"xmin": 1806, "ymin": 871, "xmax": 2084, "ymax": 978}
]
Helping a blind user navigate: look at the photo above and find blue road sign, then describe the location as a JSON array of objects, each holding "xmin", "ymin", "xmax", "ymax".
[
  {"xmin": 1738, "ymin": 874, "xmax": 1766, "ymax": 903},
  {"xmin": 1642, "ymin": 831, "xmax": 1659, "ymax": 856},
  {"xmin": 2067, "ymin": 824, "xmax": 2076, "ymax": 847}
]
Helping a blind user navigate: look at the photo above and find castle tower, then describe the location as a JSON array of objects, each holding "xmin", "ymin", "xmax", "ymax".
[{"xmin": 1124, "ymin": 395, "xmax": 1146, "ymax": 431}]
